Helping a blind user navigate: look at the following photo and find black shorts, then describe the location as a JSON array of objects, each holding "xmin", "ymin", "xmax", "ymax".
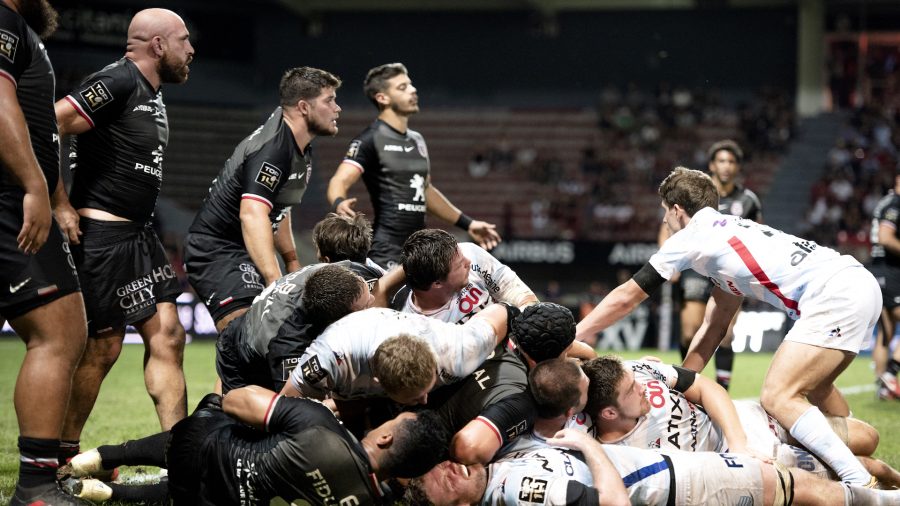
[
  {"xmin": 0, "ymin": 194, "xmax": 81, "ymax": 320},
  {"xmin": 184, "ymin": 232, "xmax": 264, "ymax": 323},
  {"xmin": 73, "ymin": 217, "xmax": 181, "ymax": 335},
  {"xmin": 870, "ymin": 262, "xmax": 900, "ymax": 309},
  {"xmin": 215, "ymin": 315, "xmax": 272, "ymax": 394},
  {"xmin": 369, "ymin": 236, "xmax": 405, "ymax": 270},
  {"xmin": 166, "ymin": 394, "xmax": 229, "ymax": 505},
  {"xmin": 680, "ymin": 269, "xmax": 712, "ymax": 302}
]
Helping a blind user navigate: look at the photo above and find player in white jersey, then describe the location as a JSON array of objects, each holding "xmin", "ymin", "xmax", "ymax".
[
  {"xmin": 393, "ymin": 228, "xmax": 537, "ymax": 323},
  {"xmin": 576, "ymin": 167, "xmax": 882, "ymax": 486},
  {"xmin": 408, "ymin": 358, "xmax": 900, "ymax": 506},
  {"xmin": 280, "ymin": 304, "xmax": 512, "ymax": 404},
  {"xmin": 582, "ymin": 356, "xmax": 900, "ymax": 486}
]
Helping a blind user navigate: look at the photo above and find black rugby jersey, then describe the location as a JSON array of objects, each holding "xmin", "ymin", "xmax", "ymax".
[
  {"xmin": 427, "ymin": 345, "xmax": 531, "ymax": 442},
  {"xmin": 189, "ymin": 108, "xmax": 311, "ymax": 243},
  {"xmin": 226, "ymin": 261, "xmax": 383, "ymax": 392},
  {"xmin": 200, "ymin": 397, "xmax": 386, "ymax": 505},
  {"xmin": 718, "ymin": 184, "xmax": 762, "ymax": 221},
  {"xmin": 343, "ymin": 119, "xmax": 430, "ymax": 246},
  {"xmin": 65, "ymin": 58, "xmax": 167, "ymax": 222},
  {"xmin": 871, "ymin": 191, "xmax": 900, "ymax": 267},
  {"xmin": 0, "ymin": 4, "xmax": 59, "ymax": 192}
]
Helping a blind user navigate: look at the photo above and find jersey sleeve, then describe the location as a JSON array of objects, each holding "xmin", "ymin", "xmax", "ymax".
[
  {"xmin": 64, "ymin": 67, "xmax": 133, "ymax": 129},
  {"xmin": 502, "ymin": 473, "xmax": 599, "ymax": 506},
  {"xmin": 881, "ymin": 201, "xmax": 900, "ymax": 230},
  {"xmin": 266, "ymin": 395, "xmax": 335, "ymax": 433},
  {"xmin": 745, "ymin": 189, "xmax": 763, "ymax": 222},
  {"xmin": 631, "ymin": 360, "xmax": 680, "ymax": 389},
  {"xmin": 0, "ymin": 12, "xmax": 28, "ymax": 85},
  {"xmin": 430, "ymin": 317, "xmax": 498, "ymax": 382},
  {"xmin": 240, "ymin": 138, "xmax": 295, "ymax": 209},
  {"xmin": 647, "ymin": 229, "xmax": 698, "ymax": 280},
  {"xmin": 476, "ymin": 391, "xmax": 535, "ymax": 446},
  {"xmin": 463, "ymin": 243, "xmax": 536, "ymax": 307},
  {"xmin": 341, "ymin": 130, "xmax": 378, "ymax": 173},
  {"xmin": 288, "ymin": 339, "xmax": 339, "ymax": 399}
]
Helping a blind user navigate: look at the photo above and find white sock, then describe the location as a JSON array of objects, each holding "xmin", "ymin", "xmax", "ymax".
[
  {"xmin": 789, "ymin": 406, "xmax": 871, "ymax": 485},
  {"xmin": 842, "ymin": 483, "xmax": 900, "ymax": 505}
]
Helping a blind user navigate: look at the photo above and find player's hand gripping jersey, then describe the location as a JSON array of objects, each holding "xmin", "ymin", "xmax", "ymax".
[
  {"xmin": 288, "ymin": 308, "xmax": 497, "ymax": 400},
  {"xmin": 393, "ymin": 243, "xmax": 535, "ymax": 324},
  {"xmin": 650, "ymin": 208, "xmax": 859, "ymax": 319}
]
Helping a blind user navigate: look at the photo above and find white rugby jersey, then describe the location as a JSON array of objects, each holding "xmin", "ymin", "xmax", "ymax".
[
  {"xmin": 606, "ymin": 360, "xmax": 724, "ymax": 453},
  {"xmin": 601, "ymin": 445, "xmax": 674, "ymax": 506},
  {"xmin": 398, "ymin": 243, "xmax": 535, "ymax": 324},
  {"xmin": 650, "ymin": 208, "xmax": 860, "ymax": 319},
  {"xmin": 288, "ymin": 308, "xmax": 496, "ymax": 400},
  {"xmin": 485, "ymin": 438, "xmax": 596, "ymax": 505}
]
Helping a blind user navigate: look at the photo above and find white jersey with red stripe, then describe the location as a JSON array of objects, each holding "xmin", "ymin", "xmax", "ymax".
[
  {"xmin": 398, "ymin": 243, "xmax": 535, "ymax": 324},
  {"xmin": 605, "ymin": 360, "xmax": 725, "ymax": 453},
  {"xmin": 650, "ymin": 207, "xmax": 860, "ymax": 319},
  {"xmin": 287, "ymin": 308, "xmax": 496, "ymax": 400}
]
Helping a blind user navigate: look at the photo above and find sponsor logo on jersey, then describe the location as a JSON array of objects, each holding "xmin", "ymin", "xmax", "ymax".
[
  {"xmin": 397, "ymin": 203, "xmax": 426, "ymax": 212},
  {"xmin": 384, "ymin": 144, "xmax": 405, "ymax": 152},
  {"xmin": 133, "ymin": 104, "xmax": 156, "ymax": 113},
  {"xmin": 0, "ymin": 29, "xmax": 18, "ymax": 63},
  {"xmin": 281, "ymin": 357, "xmax": 301, "ymax": 381},
  {"xmin": 345, "ymin": 140, "xmax": 361, "ymax": 158},
  {"xmin": 518, "ymin": 477, "xmax": 547, "ymax": 503},
  {"xmin": 415, "ymin": 138, "xmax": 428, "ymax": 158},
  {"xmin": 80, "ymin": 81, "xmax": 114, "ymax": 112},
  {"xmin": 255, "ymin": 162, "xmax": 282, "ymax": 191},
  {"xmin": 506, "ymin": 420, "xmax": 527, "ymax": 441},
  {"xmin": 409, "ymin": 174, "xmax": 425, "ymax": 202},
  {"xmin": 302, "ymin": 355, "xmax": 327, "ymax": 384}
]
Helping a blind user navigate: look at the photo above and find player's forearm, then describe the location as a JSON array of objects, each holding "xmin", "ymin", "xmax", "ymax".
[
  {"xmin": 240, "ymin": 212, "xmax": 282, "ymax": 285},
  {"xmin": 425, "ymin": 184, "xmax": 463, "ymax": 223},
  {"xmin": 0, "ymin": 91, "xmax": 50, "ymax": 195},
  {"xmin": 50, "ymin": 170, "xmax": 71, "ymax": 209},
  {"xmin": 575, "ymin": 280, "xmax": 647, "ymax": 342},
  {"xmin": 222, "ymin": 386, "xmax": 278, "ymax": 430},
  {"xmin": 372, "ymin": 266, "xmax": 405, "ymax": 307},
  {"xmin": 584, "ymin": 444, "xmax": 629, "ymax": 505},
  {"xmin": 689, "ymin": 376, "xmax": 748, "ymax": 451},
  {"xmin": 879, "ymin": 230, "xmax": 900, "ymax": 258},
  {"xmin": 274, "ymin": 214, "xmax": 299, "ymax": 270}
]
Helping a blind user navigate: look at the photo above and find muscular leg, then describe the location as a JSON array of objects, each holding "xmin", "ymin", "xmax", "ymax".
[
  {"xmin": 135, "ymin": 302, "xmax": 187, "ymax": 431},
  {"xmin": 11, "ymin": 292, "xmax": 87, "ymax": 492},
  {"xmin": 714, "ymin": 309, "xmax": 740, "ymax": 390},
  {"xmin": 859, "ymin": 456, "xmax": 900, "ymax": 489},
  {"xmin": 62, "ymin": 329, "xmax": 125, "ymax": 441},
  {"xmin": 760, "ymin": 342, "xmax": 871, "ymax": 485},
  {"xmin": 873, "ymin": 308, "xmax": 892, "ymax": 377},
  {"xmin": 779, "ymin": 465, "xmax": 900, "ymax": 506},
  {"xmin": 680, "ymin": 300, "xmax": 705, "ymax": 360}
]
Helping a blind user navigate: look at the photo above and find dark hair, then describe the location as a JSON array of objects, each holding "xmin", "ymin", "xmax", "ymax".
[
  {"xmin": 657, "ymin": 166, "xmax": 719, "ymax": 217},
  {"xmin": 401, "ymin": 229, "xmax": 458, "ymax": 291},
  {"xmin": 707, "ymin": 139, "xmax": 744, "ymax": 164},
  {"xmin": 279, "ymin": 66, "xmax": 341, "ymax": 106},
  {"xmin": 301, "ymin": 264, "xmax": 362, "ymax": 330},
  {"xmin": 582, "ymin": 355, "xmax": 626, "ymax": 420},
  {"xmin": 364, "ymin": 62, "xmax": 408, "ymax": 110},
  {"xmin": 529, "ymin": 358, "xmax": 584, "ymax": 419},
  {"xmin": 512, "ymin": 302, "xmax": 575, "ymax": 363},
  {"xmin": 380, "ymin": 410, "xmax": 449, "ymax": 478},
  {"xmin": 313, "ymin": 213, "xmax": 372, "ymax": 263}
]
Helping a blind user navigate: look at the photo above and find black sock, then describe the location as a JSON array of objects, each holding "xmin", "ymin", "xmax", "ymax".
[
  {"xmin": 679, "ymin": 342, "xmax": 689, "ymax": 361},
  {"xmin": 17, "ymin": 437, "xmax": 59, "ymax": 489},
  {"xmin": 109, "ymin": 479, "xmax": 170, "ymax": 503},
  {"xmin": 888, "ymin": 358, "xmax": 900, "ymax": 376},
  {"xmin": 98, "ymin": 431, "xmax": 169, "ymax": 468},
  {"xmin": 715, "ymin": 346, "xmax": 735, "ymax": 390},
  {"xmin": 59, "ymin": 439, "xmax": 79, "ymax": 467}
]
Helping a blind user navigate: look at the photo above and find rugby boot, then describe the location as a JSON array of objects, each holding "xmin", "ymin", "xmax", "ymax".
[
  {"xmin": 72, "ymin": 479, "xmax": 113, "ymax": 503},
  {"xmin": 880, "ymin": 372, "xmax": 900, "ymax": 398},
  {"xmin": 10, "ymin": 481, "xmax": 91, "ymax": 505},
  {"xmin": 61, "ymin": 449, "xmax": 119, "ymax": 482}
]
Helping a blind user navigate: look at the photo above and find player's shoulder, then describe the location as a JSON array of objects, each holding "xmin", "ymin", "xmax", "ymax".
[{"xmin": 459, "ymin": 241, "xmax": 491, "ymax": 259}]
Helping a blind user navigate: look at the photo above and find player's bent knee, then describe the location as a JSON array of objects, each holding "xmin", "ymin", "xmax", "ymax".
[{"xmin": 846, "ymin": 418, "xmax": 879, "ymax": 456}]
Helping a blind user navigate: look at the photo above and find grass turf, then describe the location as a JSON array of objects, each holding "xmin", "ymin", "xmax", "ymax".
[{"xmin": 0, "ymin": 340, "xmax": 897, "ymax": 503}]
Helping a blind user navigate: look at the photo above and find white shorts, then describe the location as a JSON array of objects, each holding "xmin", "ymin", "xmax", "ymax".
[
  {"xmin": 786, "ymin": 265, "xmax": 881, "ymax": 353},
  {"xmin": 668, "ymin": 451, "xmax": 765, "ymax": 506}
]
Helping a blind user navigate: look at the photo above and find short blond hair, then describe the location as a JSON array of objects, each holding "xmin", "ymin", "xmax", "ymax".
[{"xmin": 372, "ymin": 334, "xmax": 436, "ymax": 396}]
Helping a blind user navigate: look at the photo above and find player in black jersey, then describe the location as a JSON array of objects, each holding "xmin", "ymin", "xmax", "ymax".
[
  {"xmin": 53, "ymin": 9, "xmax": 194, "ymax": 470},
  {"xmin": 216, "ymin": 262, "xmax": 383, "ymax": 394},
  {"xmin": 185, "ymin": 67, "xmax": 342, "ymax": 333},
  {"xmin": 327, "ymin": 63, "xmax": 500, "ymax": 269},
  {"xmin": 660, "ymin": 140, "xmax": 762, "ymax": 390},
  {"xmin": 868, "ymin": 173, "xmax": 900, "ymax": 400},
  {"xmin": 0, "ymin": 2, "xmax": 89, "ymax": 504},
  {"xmin": 65, "ymin": 388, "xmax": 449, "ymax": 505}
]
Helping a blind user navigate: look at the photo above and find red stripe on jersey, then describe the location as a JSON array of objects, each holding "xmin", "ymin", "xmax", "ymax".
[
  {"xmin": 475, "ymin": 416, "xmax": 503, "ymax": 444},
  {"xmin": 263, "ymin": 394, "xmax": 280, "ymax": 430},
  {"xmin": 64, "ymin": 95, "xmax": 95, "ymax": 128},
  {"xmin": 343, "ymin": 159, "xmax": 364, "ymax": 173},
  {"xmin": 727, "ymin": 236, "xmax": 800, "ymax": 315},
  {"xmin": 0, "ymin": 70, "xmax": 16, "ymax": 88},
  {"xmin": 241, "ymin": 194, "xmax": 273, "ymax": 210}
]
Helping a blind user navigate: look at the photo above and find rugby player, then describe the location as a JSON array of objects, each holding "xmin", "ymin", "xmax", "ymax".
[
  {"xmin": 327, "ymin": 62, "xmax": 499, "ymax": 268},
  {"xmin": 0, "ymin": 0, "xmax": 88, "ymax": 503},
  {"xmin": 54, "ymin": 8, "xmax": 194, "ymax": 452},
  {"xmin": 576, "ymin": 167, "xmax": 882, "ymax": 485},
  {"xmin": 66, "ymin": 387, "xmax": 449, "ymax": 504},
  {"xmin": 185, "ymin": 67, "xmax": 342, "ymax": 333}
]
